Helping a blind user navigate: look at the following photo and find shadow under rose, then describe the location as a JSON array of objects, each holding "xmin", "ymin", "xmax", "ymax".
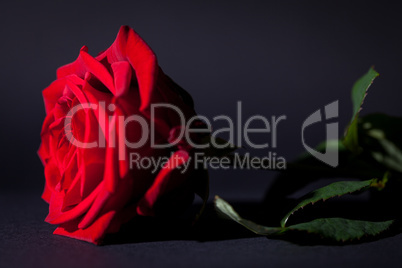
[
  {"xmin": 102, "ymin": 202, "xmax": 260, "ymax": 245},
  {"xmin": 102, "ymin": 189, "xmax": 402, "ymax": 246}
]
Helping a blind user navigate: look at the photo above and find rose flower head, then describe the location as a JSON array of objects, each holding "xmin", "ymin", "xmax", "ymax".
[{"xmin": 38, "ymin": 26, "xmax": 208, "ymax": 245}]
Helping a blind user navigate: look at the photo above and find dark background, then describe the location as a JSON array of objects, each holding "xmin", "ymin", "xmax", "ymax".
[{"xmin": 1, "ymin": 0, "xmax": 402, "ymax": 267}]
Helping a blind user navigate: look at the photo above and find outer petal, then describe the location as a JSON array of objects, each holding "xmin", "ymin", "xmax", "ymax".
[
  {"xmin": 53, "ymin": 211, "xmax": 116, "ymax": 245},
  {"xmin": 98, "ymin": 25, "xmax": 129, "ymax": 63},
  {"xmin": 41, "ymin": 181, "xmax": 53, "ymax": 203},
  {"xmin": 136, "ymin": 150, "xmax": 190, "ymax": 216},
  {"xmin": 103, "ymin": 112, "xmax": 119, "ymax": 193},
  {"xmin": 124, "ymin": 26, "xmax": 158, "ymax": 114},
  {"xmin": 57, "ymin": 46, "xmax": 89, "ymax": 79},
  {"xmin": 78, "ymin": 173, "xmax": 134, "ymax": 229},
  {"xmin": 42, "ymin": 79, "xmax": 67, "ymax": 114},
  {"xmin": 45, "ymin": 182, "xmax": 103, "ymax": 224}
]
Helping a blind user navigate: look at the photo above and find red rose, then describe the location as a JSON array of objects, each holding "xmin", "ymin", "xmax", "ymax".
[{"xmin": 38, "ymin": 26, "xmax": 208, "ymax": 244}]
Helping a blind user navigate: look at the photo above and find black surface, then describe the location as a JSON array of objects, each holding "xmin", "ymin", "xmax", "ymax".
[
  {"xmin": 1, "ymin": 190, "xmax": 402, "ymax": 268},
  {"xmin": 2, "ymin": 0, "xmax": 402, "ymax": 267}
]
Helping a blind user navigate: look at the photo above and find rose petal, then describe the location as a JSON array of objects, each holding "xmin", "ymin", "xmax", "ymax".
[
  {"xmin": 111, "ymin": 61, "xmax": 132, "ymax": 97},
  {"xmin": 136, "ymin": 150, "xmax": 189, "ymax": 216},
  {"xmin": 53, "ymin": 210, "xmax": 116, "ymax": 245},
  {"xmin": 97, "ymin": 25, "xmax": 129, "ymax": 63},
  {"xmin": 78, "ymin": 173, "xmax": 134, "ymax": 229},
  {"xmin": 44, "ymin": 159, "xmax": 61, "ymax": 191},
  {"xmin": 62, "ymin": 165, "xmax": 83, "ymax": 210},
  {"xmin": 125, "ymin": 27, "xmax": 158, "ymax": 113},
  {"xmin": 42, "ymin": 79, "xmax": 67, "ymax": 114},
  {"xmin": 41, "ymin": 182, "xmax": 52, "ymax": 203},
  {"xmin": 103, "ymin": 112, "xmax": 119, "ymax": 193},
  {"xmin": 45, "ymin": 181, "xmax": 103, "ymax": 224},
  {"xmin": 77, "ymin": 189, "xmax": 112, "ymax": 229},
  {"xmin": 57, "ymin": 46, "xmax": 89, "ymax": 79},
  {"xmin": 80, "ymin": 50, "xmax": 116, "ymax": 95}
]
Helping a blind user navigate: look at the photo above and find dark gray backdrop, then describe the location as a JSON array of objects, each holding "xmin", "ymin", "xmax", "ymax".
[
  {"xmin": 2, "ymin": 0, "xmax": 401, "ymax": 195},
  {"xmin": 1, "ymin": 1, "xmax": 402, "ymax": 267}
]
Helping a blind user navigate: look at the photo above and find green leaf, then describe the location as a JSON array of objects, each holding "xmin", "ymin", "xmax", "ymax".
[
  {"xmin": 343, "ymin": 119, "xmax": 360, "ymax": 152},
  {"xmin": 343, "ymin": 67, "xmax": 379, "ymax": 153},
  {"xmin": 359, "ymin": 113, "xmax": 402, "ymax": 173},
  {"xmin": 280, "ymin": 179, "xmax": 374, "ymax": 227},
  {"xmin": 215, "ymin": 196, "xmax": 393, "ymax": 242},
  {"xmin": 351, "ymin": 68, "xmax": 379, "ymax": 119},
  {"xmin": 288, "ymin": 217, "xmax": 393, "ymax": 242}
]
